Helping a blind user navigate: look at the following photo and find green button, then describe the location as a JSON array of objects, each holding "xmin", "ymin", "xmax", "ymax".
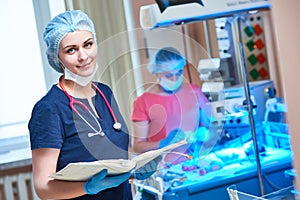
[
  {"xmin": 246, "ymin": 40, "xmax": 255, "ymax": 51},
  {"xmin": 244, "ymin": 26, "xmax": 254, "ymax": 37},
  {"xmin": 248, "ymin": 54, "xmax": 258, "ymax": 66},
  {"xmin": 250, "ymin": 69, "xmax": 260, "ymax": 80}
]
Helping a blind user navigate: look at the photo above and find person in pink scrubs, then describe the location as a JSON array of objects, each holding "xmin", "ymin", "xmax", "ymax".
[{"xmin": 131, "ymin": 47, "xmax": 216, "ymax": 164}]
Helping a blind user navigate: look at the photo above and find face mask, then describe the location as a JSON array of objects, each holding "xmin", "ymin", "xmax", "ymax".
[
  {"xmin": 64, "ymin": 64, "xmax": 98, "ymax": 86},
  {"xmin": 159, "ymin": 75, "xmax": 183, "ymax": 93}
]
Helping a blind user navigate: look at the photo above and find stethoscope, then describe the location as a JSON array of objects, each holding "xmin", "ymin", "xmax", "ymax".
[{"xmin": 59, "ymin": 76, "xmax": 122, "ymax": 137}]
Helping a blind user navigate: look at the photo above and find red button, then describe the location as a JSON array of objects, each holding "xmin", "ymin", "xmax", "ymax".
[
  {"xmin": 255, "ymin": 39, "xmax": 265, "ymax": 50},
  {"xmin": 259, "ymin": 67, "xmax": 269, "ymax": 78},
  {"xmin": 257, "ymin": 53, "xmax": 266, "ymax": 64},
  {"xmin": 254, "ymin": 24, "xmax": 263, "ymax": 36}
]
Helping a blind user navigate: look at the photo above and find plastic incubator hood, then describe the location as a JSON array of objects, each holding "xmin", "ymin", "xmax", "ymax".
[{"xmin": 140, "ymin": 0, "xmax": 271, "ymax": 29}]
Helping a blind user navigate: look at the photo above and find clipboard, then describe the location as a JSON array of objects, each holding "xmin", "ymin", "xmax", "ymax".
[{"xmin": 50, "ymin": 140, "xmax": 187, "ymax": 181}]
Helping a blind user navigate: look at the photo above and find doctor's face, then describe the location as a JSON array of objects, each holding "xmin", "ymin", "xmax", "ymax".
[{"xmin": 58, "ymin": 30, "xmax": 97, "ymax": 77}]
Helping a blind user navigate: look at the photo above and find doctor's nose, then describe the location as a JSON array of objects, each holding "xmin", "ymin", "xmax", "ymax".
[{"xmin": 77, "ymin": 48, "xmax": 89, "ymax": 61}]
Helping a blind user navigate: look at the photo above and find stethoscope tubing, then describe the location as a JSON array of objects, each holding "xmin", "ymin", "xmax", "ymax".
[
  {"xmin": 91, "ymin": 82, "xmax": 118, "ymax": 123},
  {"xmin": 59, "ymin": 76, "xmax": 121, "ymax": 131}
]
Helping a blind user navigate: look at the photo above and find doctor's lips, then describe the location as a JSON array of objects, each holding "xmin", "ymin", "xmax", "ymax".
[{"xmin": 77, "ymin": 62, "xmax": 92, "ymax": 69}]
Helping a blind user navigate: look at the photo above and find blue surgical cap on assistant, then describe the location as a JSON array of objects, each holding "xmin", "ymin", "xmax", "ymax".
[
  {"xmin": 148, "ymin": 47, "xmax": 186, "ymax": 74},
  {"xmin": 43, "ymin": 10, "xmax": 97, "ymax": 73}
]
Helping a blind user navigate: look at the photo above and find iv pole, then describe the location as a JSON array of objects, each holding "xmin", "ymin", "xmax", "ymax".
[
  {"xmin": 238, "ymin": 41, "xmax": 265, "ymax": 196},
  {"xmin": 228, "ymin": 14, "xmax": 265, "ymax": 195}
]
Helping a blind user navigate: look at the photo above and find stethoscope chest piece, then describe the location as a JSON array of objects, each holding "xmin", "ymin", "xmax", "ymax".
[
  {"xmin": 113, "ymin": 122, "xmax": 122, "ymax": 131},
  {"xmin": 88, "ymin": 131, "xmax": 105, "ymax": 138}
]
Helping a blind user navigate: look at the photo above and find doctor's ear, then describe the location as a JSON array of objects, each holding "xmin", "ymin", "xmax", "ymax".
[
  {"xmin": 58, "ymin": 60, "xmax": 65, "ymax": 71},
  {"xmin": 59, "ymin": 63, "xmax": 65, "ymax": 72}
]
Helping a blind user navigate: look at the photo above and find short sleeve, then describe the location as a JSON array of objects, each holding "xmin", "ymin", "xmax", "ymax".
[
  {"xmin": 28, "ymin": 101, "xmax": 63, "ymax": 149},
  {"xmin": 131, "ymin": 96, "xmax": 149, "ymax": 122}
]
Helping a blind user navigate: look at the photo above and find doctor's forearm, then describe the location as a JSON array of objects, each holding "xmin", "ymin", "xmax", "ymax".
[{"xmin": 34, "ymin": 179, "xmax": 86, "ymax": 199}]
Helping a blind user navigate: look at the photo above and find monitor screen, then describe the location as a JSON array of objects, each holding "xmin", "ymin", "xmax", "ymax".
[{"xmin": 155, "ymin": 0, "xmax": 204, "ymax": 12}]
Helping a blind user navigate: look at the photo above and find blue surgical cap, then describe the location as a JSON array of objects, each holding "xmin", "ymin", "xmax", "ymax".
[
  {"xmin": 148, "ymin": 47, "xmax": 186, "ymax": 74},
  {"xmin": 43, "ymin": 10, "xmax": 97, "ymax": 73}
]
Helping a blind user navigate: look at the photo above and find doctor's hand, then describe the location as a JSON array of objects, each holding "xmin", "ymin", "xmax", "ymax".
[
  {"xmin": 187, "ymin": 127, "xmax": 210, "ymax": 143},
  {"xmin": 159, "ymin": 129, "xmax": 185, "ymax": 148},
  {"xmin": 84, "ymin": 169, "xmax": 131, "ymax": 195},
  {"xmin": 133, "ymin": 156, "xmax": 162, "ymax": 180}
]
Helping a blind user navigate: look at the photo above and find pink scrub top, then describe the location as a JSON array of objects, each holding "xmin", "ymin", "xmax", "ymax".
[{"xmin": 131, "ymin": 83, "xmax": 208, "ymax": 142}]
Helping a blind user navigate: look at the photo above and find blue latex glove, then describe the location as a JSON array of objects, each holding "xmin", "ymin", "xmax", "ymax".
[
  {"xmin": 159, "ymin": 129, "xmax": 185, "ymax": 148},
  {"xmin": 134, "ymin": 156, "xmax": 162, "ymax": 180},
  {"xmin": 84, "ymin": 169, "xmax": 131, "ymax": 195},
  {"xmin": 193, "ymin": 127, "xmax": 210, "ymax": 142}
]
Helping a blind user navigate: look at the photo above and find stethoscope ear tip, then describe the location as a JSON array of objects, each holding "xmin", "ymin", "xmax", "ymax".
[{"xmin": 113, "ymin": 122, "xmax": 122, "ymax": 131}]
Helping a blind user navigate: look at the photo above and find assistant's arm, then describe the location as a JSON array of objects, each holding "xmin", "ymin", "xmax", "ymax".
[
  {"xmin": 197, "ymin": 88, "xmax": 210, "ymax": 127},
  {"xmin": 194, "ymin": 86, "xmax": 220, "ymax": 154},
  {"xmin": 132, "ymin": 121, "xmax": 161, "ymax": 153}
]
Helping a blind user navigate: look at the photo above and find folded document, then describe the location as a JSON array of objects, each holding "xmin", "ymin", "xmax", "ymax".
[{"xmin": 50, "ymin": 140, "xmax": 187, "ymax": 181}]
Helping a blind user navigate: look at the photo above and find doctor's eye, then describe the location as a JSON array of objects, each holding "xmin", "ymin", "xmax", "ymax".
[
  {"xmin": 164, "ymin": 69, "xmax": 183, "ymax": 78},
  {"xmin": 164, "ymin": 73, "xmax": 174, "ymax": 79},
  {"xmin": 84, "ymin": 42, "xmax": 93, "ymax": 49},
  {"xmin": 66, "ymin": 47, "xmax": 76, "ymax": 54}
]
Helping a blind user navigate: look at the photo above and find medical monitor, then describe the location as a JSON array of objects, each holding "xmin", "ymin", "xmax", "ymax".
[{"xmin": 155, "ymin": 0, "xmax": 204, "ymax": 12}]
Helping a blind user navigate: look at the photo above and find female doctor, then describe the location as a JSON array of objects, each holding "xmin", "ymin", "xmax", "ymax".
[{"xmin": 28, "ymin": 10, "xmax": 159, "ymax": 200}]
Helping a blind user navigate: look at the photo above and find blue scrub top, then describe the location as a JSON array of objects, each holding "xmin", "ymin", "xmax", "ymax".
[{"xmin": 28, "ymin": 82, "xmax": 132, "ymax": 200}]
